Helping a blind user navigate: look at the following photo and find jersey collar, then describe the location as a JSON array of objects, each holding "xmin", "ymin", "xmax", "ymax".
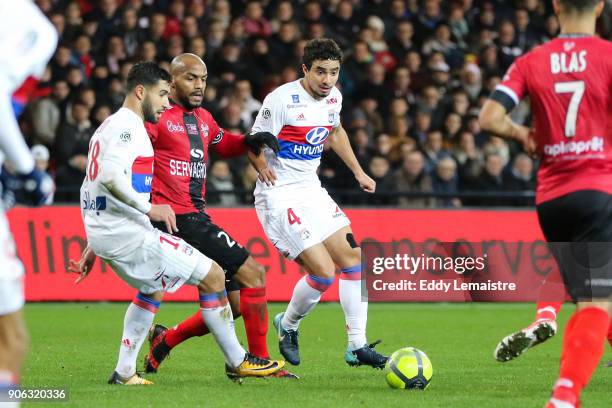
[{"xmin": 558, "ymin": 33, "xmax": 593, "ymax": 38}]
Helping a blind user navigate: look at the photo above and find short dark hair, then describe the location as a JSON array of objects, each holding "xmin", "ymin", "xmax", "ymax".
[
  {"xmin": 72, "ymin": 99, "xmax": 88, "ymax": 108},
  {"xmin": 303, "ymin": 38, "xmax": 343, "ymax": 69},
  {"xmin": 126, "ymin": 61, "xmax": 171, "ymax": 91},
  {"xmin": 558, "ymin": 0, "xmax": 601, "ymax": 12},
  {"xmin": 370, "ymin": 154, "xmax": 389, "ymax": 163}
]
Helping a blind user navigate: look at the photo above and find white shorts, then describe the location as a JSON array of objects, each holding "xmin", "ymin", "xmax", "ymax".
[
  {"xmin": 256, "ymin": 187, "xmax": 350, "ymax": 260},
  {"xmin": 0, "ymin": 210, "xmax": 25, "ymax": 315},
  {"xmin": 0, "ymin": 277, "xmax": 24, "ymax": 315},
  {"xmin": 103, "ymin": 229, "xmax": 213, "ymax": 294}
]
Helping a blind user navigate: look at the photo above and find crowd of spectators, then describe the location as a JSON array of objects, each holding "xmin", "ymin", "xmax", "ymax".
[{"xmin": 18, "ymin": 0, "xmax": 612, "ymax": 206}]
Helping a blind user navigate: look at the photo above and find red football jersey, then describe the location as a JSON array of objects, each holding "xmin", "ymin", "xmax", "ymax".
[
  {"xmin": 496, "ymin": 35, "xmax": 612, "ymax": 204},
  {"xmin": 146, "ymin": 102, "xmax": 247, "ymax": 214}
]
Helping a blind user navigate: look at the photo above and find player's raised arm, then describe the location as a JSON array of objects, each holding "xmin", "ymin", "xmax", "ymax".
[{"xmin": 327, "ymin": 123, "xmax": 376, "ymax": 193}]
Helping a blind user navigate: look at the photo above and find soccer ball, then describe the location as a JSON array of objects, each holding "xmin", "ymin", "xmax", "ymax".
[{"xmin": 384, "ymin": 347, "xmax": 433, "ymax": 390}]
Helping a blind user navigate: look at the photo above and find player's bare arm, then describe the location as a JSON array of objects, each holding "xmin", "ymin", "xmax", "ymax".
[
  {"xmin": 247, "ymin": 150, "xmax": 276, "ymax": 186},
  {"xmin": 479, "ymin": 100, "xmax": 537, "ymax": 156},
  {"xmin": 327, "ymin": 124, "xmax": 376, "ymax": 193}
]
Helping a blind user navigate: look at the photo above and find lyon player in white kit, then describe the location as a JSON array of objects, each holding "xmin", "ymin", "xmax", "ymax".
[
  {"xmin": 0, "ymin": 1, "xmax": 56, "ymax": 404},
  {"xmin": 76, "ymin": 62, "xmax": 282, "ymax": 385},
  {"xmin": 250, "ymin": 39, "xmax": 388, "ymax": 368}
]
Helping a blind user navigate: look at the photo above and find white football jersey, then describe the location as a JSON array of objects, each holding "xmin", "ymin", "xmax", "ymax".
[
  {"xmin": 80, "ymin": 108, "xmax": 154, "ymax": 259},
  {"xmin": 251, "ymin": 79, "xmax": 342, "ymax": 208}
]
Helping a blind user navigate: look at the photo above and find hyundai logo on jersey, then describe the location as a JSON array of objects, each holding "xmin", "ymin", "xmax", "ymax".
[
  {"xmin": 132, "ymin": 156, "xmax": 154, "ymax": 193},
  {"xmin": 277, "ymin": 125, "xmax": 331, "ymax": 160},
  {"xmin": 305, "ymin": 127, "xmax": 330, "ymax": 145}
]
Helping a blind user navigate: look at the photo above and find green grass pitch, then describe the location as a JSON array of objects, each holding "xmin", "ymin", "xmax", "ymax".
[{"xmin": 22, "ymin": 303, "xmax": 611, "ymax": 408}]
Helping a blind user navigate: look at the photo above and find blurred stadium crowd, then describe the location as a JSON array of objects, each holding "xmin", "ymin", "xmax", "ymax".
[{"xmin": 18, "ymin": 0, "xmax": 612, "ymax": 206}]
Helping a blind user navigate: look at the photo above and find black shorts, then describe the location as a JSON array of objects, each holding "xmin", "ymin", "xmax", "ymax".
[
  {"xmin": 154, "ymin": 212, "xmax": 249, "ymax": 292},
  {"xmin": 537, "ymin": 190, "xmax": 612, "ymax": 301}
]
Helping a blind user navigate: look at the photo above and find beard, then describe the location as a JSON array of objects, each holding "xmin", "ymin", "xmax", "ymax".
[
  {"xmin": 313, "ymin": 89, "xmax": 329, "ymax": 98},
  {"xmin": 142, "ymin": 96, "xmax": 158, "ymax": 123},
  {"xmin": 176, "ymin": 92, "xmax": 201, "ymax": 110}
]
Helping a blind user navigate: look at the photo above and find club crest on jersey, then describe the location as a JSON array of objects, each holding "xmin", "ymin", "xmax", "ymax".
[
  {"xmin": 305, "ymin": 127, "xmax": 330, "ymax": 145},
  {"xmin": 200, "ymin": 123, "xmax": 209, "ymax": 137},
  {"xmin": 292, "ymin": 94, "xmax": 300, "ymax": 103},
  {"xmin": 182, "ymin": 243, "xmax": 194, "ymax": 255},
  {"xmin": 186, "ymin": 123, "xmax": 198, "ymax": 135},
  {"xmin": 300, "ymin": 228, "xmax": 311, "ymax": 240}
]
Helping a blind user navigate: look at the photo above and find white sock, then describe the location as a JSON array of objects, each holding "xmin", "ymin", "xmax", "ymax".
[
  {"xmin": 199, "ymin": 291, "xmax": 246, "ymax": 368},
  {"xmin": 115, "ymin": 294, "xmax": 159, "ymax": 378},
  {"xmin": 282, "ymin": 275, "xmax": 334, "ymax": 331},
  {"xmin": 340, "ymin": 265, "xmax": 368, "ymax": 350}
]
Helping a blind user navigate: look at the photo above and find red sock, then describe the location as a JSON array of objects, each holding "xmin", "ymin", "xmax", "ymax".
[
  {"xmin": 557, "ymin": 307, "xmax": 609, "ymax": 399},
  {"xmin": 608, "ymin": 318, "xmax": 612, "ymax": 348},
  {"xmin": 535, "ymin": 301, "xmax": 563, "ymax": 322},
  {"xmin": 165, "ymin": 310, "xmax": 209, "ymax": 349},
  {"xmin": 240, "ymin": 287, "xmax": 269, "ymax": 358}
]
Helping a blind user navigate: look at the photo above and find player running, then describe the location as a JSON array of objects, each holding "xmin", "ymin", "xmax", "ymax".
[
  {"xmin": 0, "ymin": 0, "xmax": 56, "ymax": 404},
  {"xmin": 248, "ymin": 38, "xmax": 387, "ymax": 368},
  {"xmin": 139, "ymin": 53, "xmax": 294, "ymax": 379},
  {"xmin": 77, "ymin": 62, "xmax": 283, "ymax": 385},
  {"xmin": 479, "ymin": 1, "xmax": 612, "ymax": 406}
]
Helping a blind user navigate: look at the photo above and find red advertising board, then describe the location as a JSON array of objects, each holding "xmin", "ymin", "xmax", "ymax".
[{"xmin": 7, "ymin": 207, "xmax": 545, "ymax": 301}]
